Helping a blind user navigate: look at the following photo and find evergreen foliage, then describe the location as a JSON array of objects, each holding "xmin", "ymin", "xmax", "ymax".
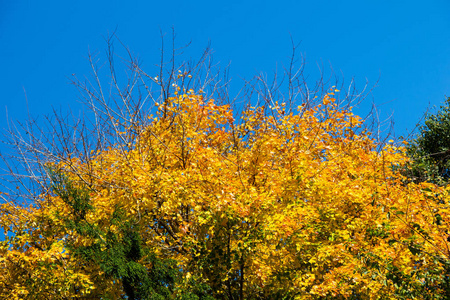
[
  {"xmin": 49, "ymin": 168, "xmax": 214, "ymax": 299},
  {"xmin": 405, "ymin": 97, "xmax": 450, "ymax": 185},
  {"xmin": 401, "ymin": 97, "xmax": 450, "ymax": 299}
]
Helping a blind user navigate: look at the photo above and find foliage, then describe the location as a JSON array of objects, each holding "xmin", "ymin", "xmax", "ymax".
[
  {"xmin": 401, "ymin": 96, "xmax": 450, "ymax": 298},
  {"xmin": 1, "ymin": 39, "xmax": 450, "ymax": 299},
  {"xmin": 404, "ymin": 97, "xmax": 450, "ymax": 185},
  {"xmin": 2, "ymin": 89, "xmax": 450, "ymax": 298},
  {"xmin": 50, "ymin": 168, "xmax": 181, "ymax": 300}
]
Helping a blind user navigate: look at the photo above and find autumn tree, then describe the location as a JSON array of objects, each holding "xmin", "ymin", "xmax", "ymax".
[
  {"xmin": 1, "ymin": 35, "xmax": 450, "ymax": 299},
  {"xmin": 400, "ymin": 97, "xmax": 450, "ymax": 298}
]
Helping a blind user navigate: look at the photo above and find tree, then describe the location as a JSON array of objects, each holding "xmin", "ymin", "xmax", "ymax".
[
  {"xmin": 1, "ymin": 35, "xmax": 450, "ymax": 299},
  {"xmin": 404, "ymin": 97, "xmax": 450, "ymax": 185},
  {"xmin": 401, "ymin": 97, "xmax": 450, "ymax": 298}
]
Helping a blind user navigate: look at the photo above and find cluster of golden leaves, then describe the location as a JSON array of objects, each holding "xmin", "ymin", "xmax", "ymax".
[{"xmin": 1, "ymin": 89, "xmax": 450, "ymax": 298}]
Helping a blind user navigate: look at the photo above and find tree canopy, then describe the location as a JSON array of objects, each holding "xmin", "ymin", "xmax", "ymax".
[
  {"xmin": 1, "ymin": 40, "xmax": 450, "ymax": 299},
  {"xmin": 405, "ymin": 97, "xmax": 450, "ymax": 185}
]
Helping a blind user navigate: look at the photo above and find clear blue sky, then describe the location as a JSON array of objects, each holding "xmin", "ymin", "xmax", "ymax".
[{"xmin": 1, "ymin": 1, "xmax": 450, "ymax": 138}]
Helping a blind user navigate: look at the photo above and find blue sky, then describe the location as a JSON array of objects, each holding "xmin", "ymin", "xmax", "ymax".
[
  {"xmin": 0, "ymin": 0, "xmax": 449, "ymax": 240},
  {"xmin": 1, "ymin": 0, "xmax": 450, "ymax": 139}
]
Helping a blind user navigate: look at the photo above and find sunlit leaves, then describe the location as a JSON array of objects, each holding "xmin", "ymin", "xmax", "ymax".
[{"xmin": 2, "ymin": 90, "xmax": 450, "ymax": 298}]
